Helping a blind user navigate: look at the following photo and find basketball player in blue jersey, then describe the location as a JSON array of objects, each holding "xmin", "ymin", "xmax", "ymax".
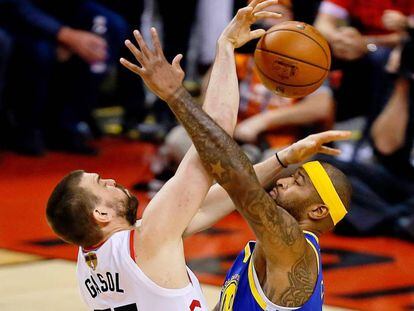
[{"xmin": 122, "ymin": 1, "xmax": 353, "ymax": 309}]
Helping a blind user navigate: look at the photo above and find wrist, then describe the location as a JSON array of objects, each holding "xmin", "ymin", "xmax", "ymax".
[
  {"xmin": 276, "ymin": 149, "xmax": 289, "ymax": 167},
  {"xmin": 164, "ymin": 85, "xmax": 186, "ymax": 103},
  {"xmin": 217, "ymin": 36, "xmax": 236, "ymax": 49}
]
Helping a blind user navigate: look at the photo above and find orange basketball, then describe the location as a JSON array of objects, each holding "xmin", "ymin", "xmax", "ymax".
[{"xmin": 254, "ymin": 21, "xmax": 331, "ymax": 98}]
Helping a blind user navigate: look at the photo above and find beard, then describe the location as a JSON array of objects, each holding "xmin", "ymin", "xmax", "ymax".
[
  {"xmin": 115, "ymin": 183, "xmax": 139, "ymax": 226},
  {"xmin": 270, "ymin": 187, "xmax": 304, "ymax": 221},
  {"xmin": 124, "ymin": 194, "xmax": 139, "ymax": 226}
]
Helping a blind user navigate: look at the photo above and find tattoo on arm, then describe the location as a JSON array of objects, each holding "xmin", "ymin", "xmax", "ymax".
[
  {"xmin": 165, "ymin": 87, "xmax": 303, "ymax": 249},
  {"xmin": 280, "ymin": 254, "xmax": 314, "ymax": 307}
]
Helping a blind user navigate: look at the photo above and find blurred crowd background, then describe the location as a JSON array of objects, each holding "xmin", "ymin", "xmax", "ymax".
[{"xmin": 0, "ymin": 0, "xmax": 413, "ymax": 240}]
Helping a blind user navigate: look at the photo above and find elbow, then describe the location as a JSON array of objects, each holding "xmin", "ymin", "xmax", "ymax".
[{"xmin": 371, "ymin": 132, "xmax": 405, "ymax": 155}]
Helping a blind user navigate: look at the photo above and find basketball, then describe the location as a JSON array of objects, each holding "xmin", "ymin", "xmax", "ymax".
[{"xmin": 254, "ymin": 21, "xmax": 331, "ymax": 98}]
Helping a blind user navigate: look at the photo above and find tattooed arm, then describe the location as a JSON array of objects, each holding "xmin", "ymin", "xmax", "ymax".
[
  {"xmin": 184, "ymin": 155, "xmax": 282, "ymax": 236},
  {"xmin": 121, "ymin": 10, "xmax": 318, "ymax": 264},
  {"xmin": 184, "ymin": 130, "xmax": 350, "ymax": 237},
  {"xmin": 165, "ymin": 87, "xmax": 308, "ymax": 259},
  {"xmin": 121, "ymin": 28, "xmax": 351, "ymax": 270}
]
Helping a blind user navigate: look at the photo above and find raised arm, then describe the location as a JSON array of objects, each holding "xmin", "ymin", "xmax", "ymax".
[
  {"xmin": 184, "ymin": 131, "xmax": 351, "ymax": 237},
  {"xmin": 126, "ymin": 26, "xmax": 350, "ymax": 264},
  {"xmin": 120, "ymin": 0, "xmax": 279, "ymax": 244},
  {"xmin": 184, "ymin": 155, "xmax": 282, "ymax": 236},
  {"xmin": 120, "ymin": 0, "xmax": 280, "ymax": 286}
]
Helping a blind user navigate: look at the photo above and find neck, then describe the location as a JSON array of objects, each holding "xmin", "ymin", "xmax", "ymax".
[
  {"xmin": 99, "ymin": 223, "xmax": 132, "ymax": 244},
  {"xmin": 298, "ymin": 220, "xmax": 322, "ymax": 237}
]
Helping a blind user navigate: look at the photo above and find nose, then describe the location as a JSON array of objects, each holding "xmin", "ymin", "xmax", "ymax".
[
  {"xmin": 277, "ymin": 177, "xmax": 293, "ymax": 189},
  {"xmin": 276, "ymin": 179, "xmax": 287, "ymax": 189}
]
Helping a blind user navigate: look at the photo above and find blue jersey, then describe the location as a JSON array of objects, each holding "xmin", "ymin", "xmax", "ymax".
[{"xmin": 219, "ymin": 231, "xmax": 324, "ymax": 311}]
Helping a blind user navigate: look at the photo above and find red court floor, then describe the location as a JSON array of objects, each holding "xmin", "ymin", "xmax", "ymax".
[{"xmin": 1, "ymin": 138, "xmax": 413, "ymax": 311}]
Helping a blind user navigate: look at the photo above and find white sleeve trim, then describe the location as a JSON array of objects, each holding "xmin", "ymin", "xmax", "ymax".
[{"xmin": 319, "ymin": 1, "xmax": 349, "ymax": 20}]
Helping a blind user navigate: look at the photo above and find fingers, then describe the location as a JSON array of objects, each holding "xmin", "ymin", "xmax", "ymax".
[
  {"xmin": 133, "ymin": 30, "xmax": 151, "ymax": 58},
  {"xmin": 125, "ymin": 40, "xmax": 144, "ymax": 64},
  {"xmin": 172, "ymin": 54, "xmax": 184, "ymax": 74},
  {"xmin": 318, "ymin": 146, "xmax": 341, "ymax": 156},
  {"xmin": 254, "ymin": 11, "xmax": 282, "ymax": 20},
  {"xmin": 253, "ymin": 0, "xmax": 278, "ymax": 13},
  {"xmin": 316, "ymin": 130, "xmax": 352, "ymax": 143},
  {"xmin": 248, "ymin": 0, "xmax": 265, "ymax": 8},
  {"xmin": 250, "ymin": 29, "xmax": 266, "ymax": 40},
  {"xmin": 120, "ymin": 57, "xmax": 144, "ymax": 76},
  {"xmin": 236, "ymin": 6, "xmax": 253, "ymax": 18},
  {"xmin": 173, "ymin": 54, "xmax": 185, "ymax": 82},
  {"xmin": 150, "ymin": 27, "xmax": 164, "ymax": 58}
]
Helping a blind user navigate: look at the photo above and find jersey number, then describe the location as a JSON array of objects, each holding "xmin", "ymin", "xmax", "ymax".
[
  {"xmin": 95, "ymin": 303, "xmax": 137, "ymax": 311},
  {"xmin": 190, "ymin": 299, "xmax": 201, "ymax": 311}
]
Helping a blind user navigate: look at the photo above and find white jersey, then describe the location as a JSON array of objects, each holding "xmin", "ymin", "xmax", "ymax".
[{"xmin": 76, "ymin": 230, "xmax": 208, "ymax": 311}]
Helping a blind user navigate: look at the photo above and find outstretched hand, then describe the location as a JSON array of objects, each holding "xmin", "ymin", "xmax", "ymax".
[
  {"xmin": 219, "ymin": 0, "xmax": 281, "ymax": 48},
  {"xmin": 120, "ymin": 28, "xmax": 185, "ymax": 101},
  {"xmin": 279, "ymin": 130, "xmax": 352, "ymax": 165}
]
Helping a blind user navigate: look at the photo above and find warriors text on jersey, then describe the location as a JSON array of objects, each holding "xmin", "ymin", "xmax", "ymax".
[
  {"xmin": 76, "ymin": 229, "xmax": 208, "ymax": 311},
  {"xmin": 219, "ymin": 231, "xmax": 324, "ymax": 311}
]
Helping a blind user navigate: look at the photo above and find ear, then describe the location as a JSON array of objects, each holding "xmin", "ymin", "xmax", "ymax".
[
  {"xmin": 308, "ymin": 204, "xmax": 330, "ymax": 221},
  {"xmin": 92, "ymin": 205, "xmax": 112, "ymax": 224}
]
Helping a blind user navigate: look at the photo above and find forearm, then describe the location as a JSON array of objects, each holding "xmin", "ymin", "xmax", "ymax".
[
  {"xmin": 174, "ymin": 41, "xmax": 241, "ymax": 232},
  {"xmin": 260, "ymin": 91, "xmax": 333, "ymax": 130},
  {"xmin": 176, "ymin": 41, "xmax": 239, "ymax": 175},
  {"xmin": 184, "ymin": 156, "xmax": 283, "ymax": 237},
  {"xmin": 176, "ymin": 37, "xmax": 239, "ymax": 157},
  {"xmin": 168, "ymin": 92, "xmax": 302, "ymax": 250},
  {"xmin": 203, "ymin": 39, "xmax": 239, "ymax": 134},
  {"xmin": 314, "ymin": 12, "xmax": 343, "ymax": 43},
  {"xmin": 364, "ymin": 33, "xmax": 406, "ymax": 48},
  {"xmin": 166, "ymin": 87, "xmax": 257, "ymax": 190}
]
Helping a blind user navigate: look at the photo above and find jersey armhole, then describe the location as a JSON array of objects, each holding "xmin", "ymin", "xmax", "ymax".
[
  {"xmin": 129, "ymin": 229, "xmax": 136, "ymax": 261},
  {"xmin": 305, "ymin": 238, "xmax": 320, "ymax": 274}
]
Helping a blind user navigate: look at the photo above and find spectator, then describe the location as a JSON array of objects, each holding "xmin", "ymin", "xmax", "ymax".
[
  {"xmin": 100, "ymin": 0, "xmax": 201, "ymax": 141},
  {"xmin": 314, "ymin": 0, "xmax": 414, "ymax": 178},
  {"xmin": 371, "ymin": 8, "xmax": 414, "ymax": 180},
  {"xmin": 0, "ymin": 0, "xmax": 128, "ymax": 155},
  {"xmin": 196, "ymin": 0, "xmax": 233, "ymax": 74},
  {"xmin": 95, "ymin": 0, "xmax": 149, "ymax": 135},
  {"xmin": 314, "ymin": 3, "xmax": 414, "ymax": 238},
  {"xmin": 147, "ymin": 0, "xmax": 200, "ymax": 137}
]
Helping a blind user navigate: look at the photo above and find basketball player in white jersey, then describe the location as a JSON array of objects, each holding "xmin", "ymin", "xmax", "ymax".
[{"xmin": 46, "ymin": 1, "xmax": 281, "ymax": 310}]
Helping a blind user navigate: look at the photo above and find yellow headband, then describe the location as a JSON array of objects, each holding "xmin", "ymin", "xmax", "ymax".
[{"xmin": 302, "ymin": 161, "xmax": 347, "ymax": 225}]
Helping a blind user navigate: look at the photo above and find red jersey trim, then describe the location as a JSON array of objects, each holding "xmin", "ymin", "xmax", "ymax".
[
  {"xmin": 130, "ymin": 229, "xmax": 136, "ymax": 261},
  {"xmin": 82, "ymin": 239, "xmax": 107, "ymax": 253}
]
